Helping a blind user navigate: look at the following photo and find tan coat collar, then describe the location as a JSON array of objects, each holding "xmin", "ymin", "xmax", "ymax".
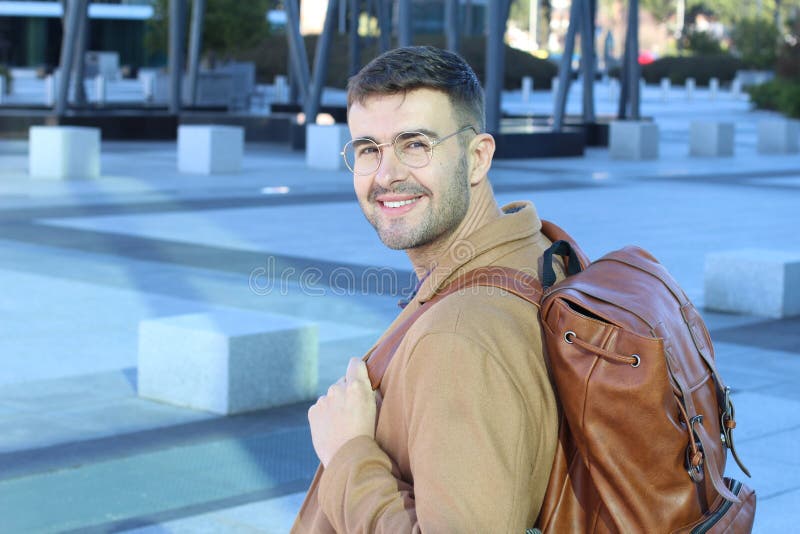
[
  {"xmin": 362, "ymin": 200, "xmax": 542, "ymax": 360},
  {"xmin": 415, "ymin": 201, "xmax": 542, "ymax": 304}
]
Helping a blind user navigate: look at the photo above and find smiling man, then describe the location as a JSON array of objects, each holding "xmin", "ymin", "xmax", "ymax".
[{"xmin": 292, "ymin": 46, "xmax": 560, "ymax": 533}]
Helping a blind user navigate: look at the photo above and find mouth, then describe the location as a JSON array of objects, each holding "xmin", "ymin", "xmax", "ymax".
[{"xmin": 376, "ymin": 195, "xmax": 423, "ymax": 215}]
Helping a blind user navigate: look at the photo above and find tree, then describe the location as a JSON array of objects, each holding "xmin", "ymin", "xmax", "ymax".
[
  {"xmin": 640, "ymin": 0, "xmax": 676, "ymax": 23},
  {"xmin": 730, "ymin": 16, "xmax": 781, "ymax": 68},
  {"xmin": 145, "ymin": 0, "xmax": 272, "ymax": 61}
]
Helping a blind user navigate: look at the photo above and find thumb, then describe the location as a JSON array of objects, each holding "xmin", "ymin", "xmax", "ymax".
[{"xmin": 346, "ymin": 357, "xmax": 370, "ymax": 384}]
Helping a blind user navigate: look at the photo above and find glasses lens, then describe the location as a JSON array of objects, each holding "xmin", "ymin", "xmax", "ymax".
[
  {"xmin": 394, "ymin": 132, "xmax": 432, "ymax": 168},
  {"xmin": 343, "ymin": 138, "xmax": 381, "ymax": 174}
]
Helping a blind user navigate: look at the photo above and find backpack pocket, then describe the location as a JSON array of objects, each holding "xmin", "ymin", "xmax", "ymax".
[{"xmin": 672, "ymin": 478, "xmax": 756, "ymax": 534}]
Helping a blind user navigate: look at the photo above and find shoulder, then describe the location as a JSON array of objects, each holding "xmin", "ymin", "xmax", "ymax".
[
  {"xmin": 396, "ymin": 286, "xmax": 545, "ymax": 388},
  {"xmin": 411, "ymin": 285, "xmax": 540, "ymax": 347}
]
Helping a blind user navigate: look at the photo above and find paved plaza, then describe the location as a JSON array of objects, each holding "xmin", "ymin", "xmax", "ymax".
[{"xmin": 0, "ymin": 84, "xmax": 799, "ymax": 532}]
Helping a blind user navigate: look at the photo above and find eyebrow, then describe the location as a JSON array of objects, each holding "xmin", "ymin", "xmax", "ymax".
[{"xmin": 354, "ymin": 128, "xmax": 440, "ymax": 143}]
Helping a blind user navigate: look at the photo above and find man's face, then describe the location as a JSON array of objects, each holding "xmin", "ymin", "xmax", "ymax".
[{"xmin": 348, "ymin": 89, "xmax": 471, "ymax": 251}]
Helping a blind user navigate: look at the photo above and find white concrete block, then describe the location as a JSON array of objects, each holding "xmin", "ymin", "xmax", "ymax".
[
  {"xmin": 306, "ymin": 124, "xmax": 350, "ymax": 171},
  {"xmin": 757, "ymin": 120, "xmax": 800, "ymax": 155},
  {"xmin": 28, "ymin": 126, "xmax": 101, "ymax": 180},
  {"xmin": 138, "ymin": 310, "xmax": 319, "ymax": 414},
  {"xmin": 609, "ymin": 120, "xmax": 659, "ymax": 160},
  {"xmin": 690, "ymin": 121, "xmax": 734, "ymax": 157},
  {"xmin": 705, "ymin": 249, "xmax": 800, "ymax": 318},
  {"xmin": 178, "ymin": 125, "xmax": 244, "ymax": 174}
]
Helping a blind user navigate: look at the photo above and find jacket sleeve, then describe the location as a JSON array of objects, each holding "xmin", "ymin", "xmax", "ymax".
[{"xmin": 318, "ymin": 330, "xmax": 540, "ymax": 533}]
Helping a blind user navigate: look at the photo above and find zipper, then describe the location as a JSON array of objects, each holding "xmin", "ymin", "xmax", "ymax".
[{"xmin": 691, "ymin": 479, "xmax": 743, "ymax": 534}]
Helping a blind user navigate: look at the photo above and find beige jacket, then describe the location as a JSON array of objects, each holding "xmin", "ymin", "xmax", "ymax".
[{"xmin": 292, "ymin": 201, "xmax": 559, "ymax": 533}]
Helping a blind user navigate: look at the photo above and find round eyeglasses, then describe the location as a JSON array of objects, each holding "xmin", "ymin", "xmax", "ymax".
[{"xmin": 341, "ymin": 125, "xmax": 478, "ymax": 176}]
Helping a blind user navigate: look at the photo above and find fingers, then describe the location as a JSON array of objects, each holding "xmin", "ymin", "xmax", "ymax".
[{"xmin": 346, "ymin": 357, "xmax": 370, "ymax": 385}]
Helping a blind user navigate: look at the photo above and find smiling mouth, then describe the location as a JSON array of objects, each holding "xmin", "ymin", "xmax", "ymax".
[{"xmin": 381, "ymin": 198, "xmax": 420, "ymax": 208}]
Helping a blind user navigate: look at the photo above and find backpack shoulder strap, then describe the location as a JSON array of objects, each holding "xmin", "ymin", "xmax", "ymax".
[
  {"xmin": 365, "ymin": 266, "xmax": 542, "ymax": 389},
  {"xmin": 541, "ymin": 219, "xmax": 591, "ymax": 271}
]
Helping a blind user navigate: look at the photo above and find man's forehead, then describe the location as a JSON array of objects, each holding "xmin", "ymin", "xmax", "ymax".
[{"xmin": 347, "ymin": 89, "xmax": 456, "ymax": 137}]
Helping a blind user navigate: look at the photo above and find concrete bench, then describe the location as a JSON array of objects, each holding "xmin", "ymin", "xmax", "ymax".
[
  {"xmin": 757, "ymin": 119, "xmax": 799, "ymax": 154},
  {"xmin": 178, "ymin": 125, "xmax": 244, "ymax": 174},
  {"xmin": 609, "ymin": 121, "xmax": 659, "ymax": 160},
  {"xmin": 704, "ymin": 249, "xmax": 800, "ymax": 318},
  {"xmin": 306, "ymin": 124, "xmax": 350, "ymax": 171},
  {"xmin": 138, "ymin": 310, "xmax": 318, "ymax": 414},
  {"xmin": 690, "ymin": 121, "xmax": 734, "ymax": 157},
  {"xmin": 28, "ymin": 126, "xmax": 101, "ymax": 180}
]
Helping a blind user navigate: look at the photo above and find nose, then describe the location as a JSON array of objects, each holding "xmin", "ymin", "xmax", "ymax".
[{"xmin": 373, "ymin": 145, "xmax": 407, "ymax": 187}]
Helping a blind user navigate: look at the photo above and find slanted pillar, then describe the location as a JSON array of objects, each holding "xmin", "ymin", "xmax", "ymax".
[
  {"xmin": 168, "ymin": 0, "xmax": 187, "ymax": 114},
  {"xmin": 484, "ymin": 0, "xmax": 507, "ymax": 135},
  {"xmin": 72, "ymin": 0, "xmax": 90, "ymax": 106},
  {"xmin": 349, "ymin": 0, "xmax": 360, "ymax": 76},
  {"xmin": 445, "ymin": 0, "xmax": 460, "ymax": 52},
  {"xmin": 55, "ymin": 0, "xmax": 88, "ymax": 115},
  {"xmin": 552, "ymin": 0, "xmax": 580, "ymax": 130},
  {"xmin": 285, "ymin": 0, "xmax": 311, "ymax": 103},
  {"xmin": 186, "ymin": 0, "xmax": 206, "ymax": 107},
  {"xmin": 397, "ymin": 0, "xmax": 412, "ymax": 46},
  {"xmin": 306, "ymin": 0, "xmax": 339, "ymax": 124}
]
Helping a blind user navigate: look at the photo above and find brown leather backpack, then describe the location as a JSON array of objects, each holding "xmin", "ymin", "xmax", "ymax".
[{"xmin": 366, "ymin": 221, "xmax": 755, "ymax": 533}]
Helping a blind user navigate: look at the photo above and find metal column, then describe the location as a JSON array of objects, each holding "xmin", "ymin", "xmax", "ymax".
[
  {"xmin": 186, "ymin": 0, "xmax": 206, "ymax": 107},
  {"xmin": 484, "ymin": 0, "xmax": 507, "ymax": 135},
  {"xmin": 55, "ymin": 0, "xmax": 87, "ymax": 115},
  {"xmin": 376, "ymin": 0, "xmax": 391, "ymax": 52},
  {"xmin": 285, "ymin": 0, "xmax": 311, "ymax": 102},
  {"xmin": 168, "ymin": 0, "xmax": 187, "ymax": 114},
  {"xmin": 397, "ymin": 0, "xmax": 412, "ymax": 46},
  {"xmin": 627, "ymin": 0, "xmax": 640, "ymax": 120},
  {"xmin": 579, "ymin": 0, "xmax": 596, "ymax": 123},
  {"xmin": 72, "ymin": 0, "xmax": 90, "ymax": 106},
  {"xmin": 349, "ymin": 0, "xmax": 360, "ymax": 76},
  {"xmin": 617, "ymin": 0, "xmax": 640, "ymax": 119},
  {"xmin": 552, "ymin": 0, "xmax": 580, "ymax": 130},
  {"xmin": 445, "ymin": 0, "xmax": 460, "ymax": 52},
  {"xmin": 306, "ymin": 0, "xmax": 339, "ymax": 123}
]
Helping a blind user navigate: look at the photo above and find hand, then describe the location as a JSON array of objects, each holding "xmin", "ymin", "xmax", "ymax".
[{"xmin": 309, "ymin": 357, "xmax": 377, "ymax": 467}]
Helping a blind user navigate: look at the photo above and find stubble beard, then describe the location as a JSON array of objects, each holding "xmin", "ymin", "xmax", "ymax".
[{"xmin": 365, "ymin": 155, "xmax": 470, "ymax": 251}]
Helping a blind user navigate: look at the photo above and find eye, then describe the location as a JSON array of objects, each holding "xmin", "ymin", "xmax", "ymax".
[
  {"xmin": 352, "ymin": 140, "xmax": 379, "ymax": 157},
  {"xmin": 397, "ymin": 133, "xmax": 431, "ymax": 152}
]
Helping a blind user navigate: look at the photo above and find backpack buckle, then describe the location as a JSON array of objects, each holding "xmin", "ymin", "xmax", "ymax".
[{"xmin": 686, "ymin": 414, "xmax": 705, "ymax": 483}]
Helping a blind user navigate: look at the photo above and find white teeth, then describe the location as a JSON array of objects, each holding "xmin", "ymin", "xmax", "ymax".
[{"xmin": 383, "ymin": 198, "xmax": 418, "ymax": 208}]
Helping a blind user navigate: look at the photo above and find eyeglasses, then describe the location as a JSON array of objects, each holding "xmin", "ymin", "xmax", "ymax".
[{"xmin": 341, "ymin": 125, "xmax": 478, "ymax": 176}]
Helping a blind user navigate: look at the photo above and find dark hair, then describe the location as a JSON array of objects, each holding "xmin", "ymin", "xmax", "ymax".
[{"xmin": 347, "ymin": 46, "xmax": 485, "ymax": 132}]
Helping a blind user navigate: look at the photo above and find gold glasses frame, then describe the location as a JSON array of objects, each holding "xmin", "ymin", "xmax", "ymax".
[{"xmin": 341, "ymin": 125, "xmax": 478, "ymax": 175}]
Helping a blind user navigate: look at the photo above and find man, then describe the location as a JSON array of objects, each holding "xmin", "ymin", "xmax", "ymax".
[{"xmin": 292, "ymin": 46, "xmax": 559, "ymax": 532}]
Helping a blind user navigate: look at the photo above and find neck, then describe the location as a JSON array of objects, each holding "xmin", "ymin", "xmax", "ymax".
[{"xmin": 406, "ymin": 180, "xmax": 501, "ymax": 276}]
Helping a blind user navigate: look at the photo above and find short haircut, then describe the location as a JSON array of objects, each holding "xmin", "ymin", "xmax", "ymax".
[{"xmin": 347, "ymin": 46, "xmax": 485, "ymax": 133}]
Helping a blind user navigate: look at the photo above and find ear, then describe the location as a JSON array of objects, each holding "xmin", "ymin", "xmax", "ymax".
[{"xmin": 468, "ymin": 133, "xmax": 496, "ymax": 186}]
